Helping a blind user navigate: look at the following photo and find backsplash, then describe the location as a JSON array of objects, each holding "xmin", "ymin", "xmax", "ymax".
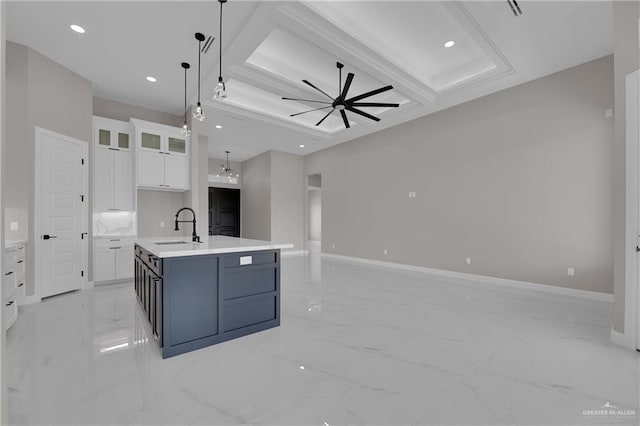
[{"xmin": 93, "ymin": 211, "xmax": 136, "ymax": 236}]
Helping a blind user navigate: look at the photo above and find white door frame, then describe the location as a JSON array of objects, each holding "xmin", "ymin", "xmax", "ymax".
[
  {"xmin": 619, "ymin": 70, "xmax": 640, "ymax": 351},
  {"xmin": 32, "ymin": 127, "xmax": 88, "ymax": 303}
]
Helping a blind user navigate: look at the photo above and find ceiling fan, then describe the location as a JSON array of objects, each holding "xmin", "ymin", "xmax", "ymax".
[{"xmin": 282, "ymin": 62, "xmax": 399, "ymax": 129}]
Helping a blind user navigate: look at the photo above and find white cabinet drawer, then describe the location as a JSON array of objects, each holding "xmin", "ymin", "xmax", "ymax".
[
  {"xmin": 4, "ymin": 294, "xmax": 17, "ymax": 331},
  {"xmin": 4, "ymin": 249, "xmax": 17, "ymax": 269},
  {"xmin": 95, "ymin": 238, "xmax": 134, "ymax": 249},
  {"xmin": 3, "ymin": 266, "xmax": 17, "ymax": 299}
]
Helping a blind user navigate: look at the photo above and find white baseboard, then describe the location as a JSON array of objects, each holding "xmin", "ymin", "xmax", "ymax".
[
  {"xmin": 281, "ymin": 250, "xmax": 308, "ymax": 257},
  {"xmin": 321, "ymin": 253, "xmax": 614, "ymax": 303},
  {"xmin": 610, "ymin": 328, "xmax": 637, "ymax": 350},
  {"xmin": 22, "ymin": 294, "xmax": 41, "ymax": 305}
]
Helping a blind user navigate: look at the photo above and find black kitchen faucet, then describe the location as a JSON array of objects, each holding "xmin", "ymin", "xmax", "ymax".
[{"xmin": 174, "ymin": 207, "xmax": 201, "ymax": 243}]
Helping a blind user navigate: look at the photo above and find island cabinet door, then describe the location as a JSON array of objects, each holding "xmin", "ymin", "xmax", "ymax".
[{"xmin": 162, "ymin": 255, "xmax": 219, "ymax": 350}]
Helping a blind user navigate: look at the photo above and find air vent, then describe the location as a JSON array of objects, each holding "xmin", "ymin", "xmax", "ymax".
[
  {"xmin": 202, "ymin": 35, "xmax": 214, "ymax": 54},
  {"xmin": 507, "ymin": 0, "xmax": 523, "ymax": 16}
]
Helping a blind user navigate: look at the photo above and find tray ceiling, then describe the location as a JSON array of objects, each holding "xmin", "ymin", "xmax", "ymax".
[{"xmin": 6, "ymin": 1, "xmax": 614, "ymax": 162}]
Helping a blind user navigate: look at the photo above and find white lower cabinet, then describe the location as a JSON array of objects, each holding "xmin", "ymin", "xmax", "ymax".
[
  {"xmin": 94, "ymin": 238, "xmax": 134, "ymax": 282},
  {"xmin": 4, "ymin": 243, "xmax": 25, "ymax": 331}
]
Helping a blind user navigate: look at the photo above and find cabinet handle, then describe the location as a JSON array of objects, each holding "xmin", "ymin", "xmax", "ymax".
[
  {"xmin": 17, "ymin": 260, "xmax": 23, "ymax": 264},
  {"xmin": 108, "ymin": 147, "xmax": 120, "ymax": 151},
  {"xmin": 164, "ymin": 152, "xmax": 171, "ymax": 155},
  {"xmin": 159, "ymin": 151, "xmax": 165, "ymax": 155},
  {"xmin": 18, "ymin": 283, "xmax": 23, "ymax": 287},
  {"xmin": 109, "ymin": 247, "xmax": 122, "ymax": 250},
  {"xmin": 5, "ymin": 301, "xmax": 13, "ymax": 307},
  {"xmin": 4, "ymin": 271, "xmax": 13, "ymax": 276},
  {"xmin": 110, "ymin": 239, "xmax": 121, "ymax": 242},
  {"xmin": 108, "ymin": 208, "xmax": 121, "ymax": 211}
]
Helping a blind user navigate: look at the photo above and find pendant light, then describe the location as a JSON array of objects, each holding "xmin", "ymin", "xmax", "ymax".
[
  {"xmin": 180, "ymin": 62, "xmax": 191, "ymax": 137},
  {"xmin": 214, "ymin": 0, "xmax": 227, "ymax": 100},
  {"xmin": 193, "ymin": 32, "xmax": 206, "ymax": 121}
]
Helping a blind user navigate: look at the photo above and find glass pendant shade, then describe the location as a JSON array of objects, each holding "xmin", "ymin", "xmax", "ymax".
[
  {"xmin": 214, "ymin": 77, "xmax": 227, "ymax": 100},
  {"xmin": 181, "ymin": 122, "xmax": 191, "ymax": 137},
  {"xmin": 193, "ymin": 102, "xmax": 205, "ymax": 121},
  {"xmin": 180, "ymin": 62, "xmax": 191, "ymax": 137}
]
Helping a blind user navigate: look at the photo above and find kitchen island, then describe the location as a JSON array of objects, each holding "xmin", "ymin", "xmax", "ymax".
[{"xmin": 134, "ymin": 236, "xmax": 293, "ymax": 358}]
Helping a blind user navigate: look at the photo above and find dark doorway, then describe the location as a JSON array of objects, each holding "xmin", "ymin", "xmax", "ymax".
[{"xmin": 209, "ymin": 188, "xmax": 240, "ymax": 237}]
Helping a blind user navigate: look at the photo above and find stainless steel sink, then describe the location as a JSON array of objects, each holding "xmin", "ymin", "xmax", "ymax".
[{"xmin": 154, "ymin": 241, "xmax": 189, "ymax": 245}]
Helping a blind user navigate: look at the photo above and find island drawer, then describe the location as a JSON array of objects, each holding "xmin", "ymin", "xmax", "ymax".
[
  {"xmin": 223, "ymin": 295, "xmax": 276, "ymax": 332},
  {"xmin": 223, "ymin": 268, "xmax": 276, "ymax": 300},
  {"xmin": 223, "ymin": 251, "xmax": 276, "ymax": 269}
]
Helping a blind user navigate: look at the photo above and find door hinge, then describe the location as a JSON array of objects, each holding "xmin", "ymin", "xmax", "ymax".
[
  {"xmin": 81, "ymin": 158, "xmax": 85, "ymax": 165},
  {"xmin": 81, "ymin": 270, "xmax": 84, "ymax": 277}
]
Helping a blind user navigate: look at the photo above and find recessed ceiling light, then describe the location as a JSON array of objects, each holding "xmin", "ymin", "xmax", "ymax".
[
  {"xmin": 215, "ymin": 125, "xmax": 222, "ymax": 129},
  {"xmin": 70, "ymin": 24, "xmax": 85, "ymax": 34},
  {"xmin": 299, "ymin": 144, "xmax": 305, "ymax": 148},
  {"xmin": 444, "ymin": 40, "xmax": 455, "ymax": 48},
  {"xmin": 146, "ymin": 76, "xmax": 157, "ymax": 83}
]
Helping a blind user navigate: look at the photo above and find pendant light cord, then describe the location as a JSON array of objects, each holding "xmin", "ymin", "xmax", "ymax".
[
  {"xmin": 184, "ymin": 66, "xmax": 187, "ymax": 122},
  {"xmin": 219, "ymin": 0, "xmax": 223, "ymax": 80},
  {"xmin": 197, "ymin": 39, "xmax": 201, "ymax": 104}
]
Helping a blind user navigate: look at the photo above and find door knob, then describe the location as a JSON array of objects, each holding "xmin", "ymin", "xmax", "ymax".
[{"xmin": 42, "ymin": 234, "xmax": 57, "ymax": 240}]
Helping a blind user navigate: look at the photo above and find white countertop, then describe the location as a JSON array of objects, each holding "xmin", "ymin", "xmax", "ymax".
[
  {"xmin": 5, "ymin": 239, "xmax": 27, "ymax": 249},
  {"xmin": 135, "ymin": 236, "xmax": 293, "ymax": 258}
]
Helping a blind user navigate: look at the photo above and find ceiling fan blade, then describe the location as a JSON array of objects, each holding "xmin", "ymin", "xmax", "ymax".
[
  {"xmin": 340, "ymin": 109, "xmax": 351, "ymax": 129},
  {"xmin": 341, "ymin": 73, "xmax": 354, "ymax": 100},
  {"xmin": 282, "ymin": 97, "xmax": 332, "ymax": 104},
  {"xmin": 346, "ymin": 106, "xmax": 380, "ymax": 122},
  {"xmin": 290, "ymin": 106, "xmax": 332, "ymax": 117},
  {"xmin": 302, "ymin": 80, "xmax": 335, "ymax": 101},
  {"xmin": 316, "ymin": 108, "xmax": 335, "ymax": 126},
  {"xmin": 350, "ymin": 102, "xmax": 399, "ymax": 108},
  {"xmin": 346, "ymin": 85, "xmax": 394, "ymax": 103}
]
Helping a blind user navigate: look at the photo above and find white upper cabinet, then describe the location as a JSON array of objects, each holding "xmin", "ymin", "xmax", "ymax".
[
  {"xmin": 132, "ymin": 119, "xmax": 190, "ymax": 191},
  {"xmin": 93, "ymin": 117, "xmax": 135, "ymax": 211}
]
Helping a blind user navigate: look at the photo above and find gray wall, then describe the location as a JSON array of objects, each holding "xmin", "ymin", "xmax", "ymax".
[
  {"xmin": 612, "ymin": 2, "xmax": 640, "ymax": 332},
  {"xmin": 240, "ymin": 150, "xmax": 305, "ymax": 250},
  {"xmin": 137, "ymin": 190, "xmax": 188, "ymax": 238},
  {"xmin": 1, "ymin": 2, "xmax": 7, "ymax": 421},
  {"xmin": 240, "ymin": 151, "xmax": 271, "ymax": 241},
  {"xmin": 93, "ymin": 96, "xmax": 182, "ymax": 128},
  {"xmin": 5, "ymin": 42, "xmax": 93, "ymax": 296},
  {"xmin": 271, "ymin": 151, "xmax": 305, "ymax": 250},
  {"xmin": 305, "ymin": 55, "xmax": 614, "ymax": 294}
]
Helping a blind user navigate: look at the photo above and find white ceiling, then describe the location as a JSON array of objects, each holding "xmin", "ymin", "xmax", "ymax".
[{"xmin": 7, "ymin": 1, "xmax": 613, "ymax": 163}]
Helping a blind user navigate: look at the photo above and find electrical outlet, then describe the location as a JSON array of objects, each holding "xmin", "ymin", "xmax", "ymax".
[
  {"xmin": 160, "ymin": 221, "xmax": 165, "ymax": 228},
  {"xmin": 383, "ymin": 249, "xmax": 388, "ymax": 255},
  {"xmin": 9, "ymin": 222, "xmax": 18, "ymax": 231},
  {"xmin": 466, "ymin": 257, "xmax": 472, "ymax": 265},
  {"xmin": 567, "ymin": 267, "xmax": 575, "ymax": 276}
]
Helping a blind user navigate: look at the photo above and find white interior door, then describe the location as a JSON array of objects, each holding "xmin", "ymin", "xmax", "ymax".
[{"xmin": 38, "ymin": 129, "xmax": 87, "ymax": 298}]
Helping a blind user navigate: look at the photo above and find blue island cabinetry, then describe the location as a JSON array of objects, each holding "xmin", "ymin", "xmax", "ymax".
[{"xmin": 134, "ymin": 243, "xmax": 281, "ymax": 358}]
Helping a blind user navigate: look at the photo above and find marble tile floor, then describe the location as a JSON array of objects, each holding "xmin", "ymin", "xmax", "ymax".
[{"xmin": 7, "ymin": 254, "xmax": 639, "ymax": 425}]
